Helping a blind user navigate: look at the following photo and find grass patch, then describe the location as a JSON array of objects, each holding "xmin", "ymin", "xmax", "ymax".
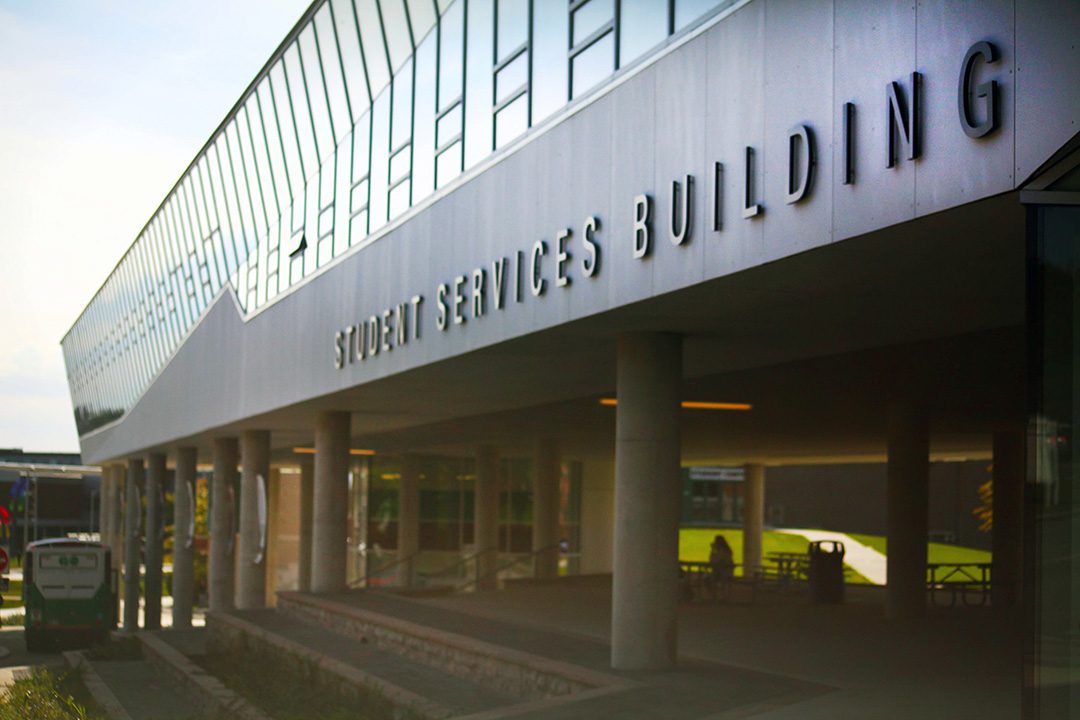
[
  {"xmin": 198, "ymin": 636, "xmax": 394, "ymax": 720},
  {"xmin": 3, "ymin": 612, "xmax": 23, "ymax": 627},
  {"xmin": 0, "ymin": 667, "xmax": 106, "ymax": 720},
  {"xmin": 2, "ymin": 579, "xmax": 23, "ymax": 608}
]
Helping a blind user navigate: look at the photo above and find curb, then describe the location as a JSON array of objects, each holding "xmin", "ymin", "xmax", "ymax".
[
  {"xmin": 62, "ymin": 650, "xmax": 134, "ymax": 720},
  {"xmin": 138, "ymin": 632, "xmax": 271, "ymax": 720},
  {"xmin": 208, "ymin": 611, "xmax": 451, "ymax": 720},
  {"xmin": 276, "ymin": 592, "xmax": 629, "ymax": 700}
]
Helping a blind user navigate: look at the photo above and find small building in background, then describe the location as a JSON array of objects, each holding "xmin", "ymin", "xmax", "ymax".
[{"xmin": 0, "ymin": 448, "xmax": 101, "ymax": 556}]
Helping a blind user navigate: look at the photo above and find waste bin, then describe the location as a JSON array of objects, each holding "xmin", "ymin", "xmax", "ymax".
[{"xmin": 807, "ymin": 540, "xmax": 845, "ymax": 603}]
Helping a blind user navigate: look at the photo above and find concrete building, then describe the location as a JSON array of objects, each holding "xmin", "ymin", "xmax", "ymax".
[{"xmin": 60, "ymin": 0, "xmax": 1080, "ymax": 716}]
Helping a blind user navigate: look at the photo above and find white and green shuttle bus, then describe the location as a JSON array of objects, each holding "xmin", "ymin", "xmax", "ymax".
[{"xmin": 23, "ymin": 538, "xmax": 116, "ymax": 651}]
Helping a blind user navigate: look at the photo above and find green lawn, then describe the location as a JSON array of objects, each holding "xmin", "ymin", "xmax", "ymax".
[
  {"xmin": 680, "ymin": 528, "xmax": 990, "ymax": 585},
  {"xmin": 845, "ymin": 532, "xmax": 992, "ymax": 565},
  {"xmin": 1, "ymin": 579, "xmax": 21, "ymax": 609}
]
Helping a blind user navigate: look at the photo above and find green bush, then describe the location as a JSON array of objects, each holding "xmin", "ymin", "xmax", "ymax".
[{"xmin": 0, "ymin": 668, "xmax": 104, "ymax": 720}]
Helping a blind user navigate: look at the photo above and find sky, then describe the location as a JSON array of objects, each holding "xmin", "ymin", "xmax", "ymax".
[{"xmin": 0, "ymin": 0, "xmax": 309, "ymax": 453}]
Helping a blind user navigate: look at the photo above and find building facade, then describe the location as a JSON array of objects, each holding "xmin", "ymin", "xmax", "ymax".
[{"xmin": 62, "ymin": 0, "xmax": 1080, "ymax": 715}]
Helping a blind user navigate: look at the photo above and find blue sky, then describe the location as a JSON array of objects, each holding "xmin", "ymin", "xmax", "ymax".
[{"xmin": 0, "ymin": 0, "xmax": 308, "ymax": 453}]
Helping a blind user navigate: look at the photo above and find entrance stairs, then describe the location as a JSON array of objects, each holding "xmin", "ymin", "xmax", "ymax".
[{"xmin": 211, "ymin": 589, "xmax": 828, "ymax": 719}]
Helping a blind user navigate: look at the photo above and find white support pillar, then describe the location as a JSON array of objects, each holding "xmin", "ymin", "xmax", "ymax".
[
  {"xmin": 312, "ymin": 412, "xmax": 350, "ymax": 594},
  {"xmin": 297, "ymin": 458, "xmax": 314, "ymax": 593},
  {"xmin": 611, "ymin": 332, "xmax": 682, "ymax": 670},
  {"xmin": 397, "ymin": 455, "xmax": 420, "ymax": 586},
  {"xmin": 886, "ymin": 402, "xmax": 929, "ymax": 620},
  {"xmin": 992, "ymin": 429, "xmax": 1024, "ymax": 611},
  {"xmin": 209, "ymin": 437, "xmax": 237, "ymax": 611},
  {"xmin": 237, "ymin": 430, "xmax": 270, "ymax": 608},
  {"xmin": 533, "ymin": 438, "xmax": 560, "ymax": 580},
  {"xmin": 124, "ymin": 458, "xmax": 143, "ymax": 631},
  {"xmin": 172, "ymin": 447, "xmax": 196, "ymax": 628},
  {"xmin": 742, "ymin": 464, "xmax": 765, "ymax": 574},
  {"xmin": 474, "ymin": 446, "xmax": 500, "ymax": 590}
]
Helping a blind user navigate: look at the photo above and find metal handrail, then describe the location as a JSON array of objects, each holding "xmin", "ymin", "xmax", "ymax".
[
  {"xmin": 456, "ymin": 542, "xmax": 563, "ymax": 593},
  {"xmin": 350, "ymin": 550, "xmax": 423, "ymax": 589},
  {"xmin": 424, "ymin": 547, "xmax": 498, "ymax": 584}
]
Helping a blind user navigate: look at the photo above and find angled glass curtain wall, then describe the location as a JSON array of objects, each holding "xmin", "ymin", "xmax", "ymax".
[{"xmin": 62, "ymin": 0, "xmax": 738, "ymax": 436}]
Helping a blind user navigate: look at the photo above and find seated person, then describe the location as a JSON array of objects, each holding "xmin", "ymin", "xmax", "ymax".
[{"xmin": 709, "ymin": 534, "xmax": 735, "ymax": 581}]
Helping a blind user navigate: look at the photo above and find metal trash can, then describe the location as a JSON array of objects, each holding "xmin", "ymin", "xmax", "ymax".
[{"xmin": 807, "ymin": 540, "xmax": 845, "ymax": 603}]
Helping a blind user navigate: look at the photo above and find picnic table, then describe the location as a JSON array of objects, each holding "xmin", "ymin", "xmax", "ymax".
[
  {"xmin": 926, "ymin": 562, "xmax": 993, "ymax": 607},
  {"xmin": 764, "ymin": 551, "xmax": 809, "ymax": 583}
]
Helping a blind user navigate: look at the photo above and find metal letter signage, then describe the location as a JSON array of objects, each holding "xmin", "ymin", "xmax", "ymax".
[
  {"xmin": 886, "ymin": 72, "xmax": 922, "ymax": 167},
  {"xmin": 785, "ymin": 125, "xmax": 816, "ymax": 204},
  {"xmin": 743, "ymin": 147, "xmax": 762, "ymax": 218},
  {"xmin": 958, "ymin": 41, "xmax": 999, "ymax": 139},
  {"xmin": 333, "ymin": 44, "xmax": 1015, "ymax": 369}
]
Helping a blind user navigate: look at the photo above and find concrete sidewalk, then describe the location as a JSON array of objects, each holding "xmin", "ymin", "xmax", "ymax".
[{"xmin": 778, "ymin": 529, "xmax": 888, "ymax": 585}]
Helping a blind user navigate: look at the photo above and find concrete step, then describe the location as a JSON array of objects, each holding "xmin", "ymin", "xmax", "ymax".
[
  {"xmin": 274, "ymin": 590, "xmax": 626, "ymax": 702},
  {"xmin": 67, "ymin": 651, "xmax": 211, "ymax": 720},
  {"xmin": 211, "ymin": 608, "xmax": 519, "ymax": 719}
]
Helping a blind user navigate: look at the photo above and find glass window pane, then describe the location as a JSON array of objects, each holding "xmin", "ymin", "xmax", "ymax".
[
  {"xmin": 390, "ymin": 145, "xmax": 411, "ymax": 182},
  {"xmin": 391, "ymin": 58, "xmax": 414, "ymax": 150},
  {"xmin": 572, "ymin": 0, "xmax": 613, "ymax": 47},
  {"xmin": 380, "ymin": 0, "xmax": 414, "ymax": 71},
  {"xmin": 531, "ymin": 0, "xmax": 568, "ymax": 122},
  {"xmin": 355, "ymin": 0, "xmax": 391, "ymax": 92},
  {"xmin": 254, "ymin": 79, "xmax": 291, "ymax": 214},
  {"xmin": 368, "ymin": 90, "xmax": 391, "ymax": 228},
  {"xmin": 496, "ymin": 0, "xmax": 528, "ymax": 56},
  {"xmin": 389, "ymin": 180, "xmax": 411, "ymax": 219},
  {"xmin": 412, "ymin": 30, "xmax": 436, "ymax": 203},
  {"xmin": 495, "ymin": 52, "xmax": 527, "ymax": 103},
  {"xmin": 269, "ymin": 62, "xmax": 306, "ymax": 200},
  {"xmin": 436, "ymin": 140, "xmax": 462, "ymax": 187},
  {"xmin": 329, "ymin": 0, "xmax": 372, "ymax": 116},
  {"xmin": 298, "ymin": 26, "xmax": 334, "ymax": 159},
  {"xmin": 463, "ymin": 0, "xmax": 494, "ymax": 169},
  {"xmin": 283, "ymin": 45, "xmax": 320, "ymax": 178},
  {"xmin": 495, "ymin": 93, "xmax": 527, "ymax": 148},
  {"xmin": 620, "ymin": 0, "xmax": 668, "ymax": 64},
  {"xmin": 437, "ymin": 104, "xmax": 462, "ymax": 147},
  {"xmin": 674, "ymin": 0, "xmax": 722, "ymax": 31},
  {"xmin": 438, "ymin": 0, "xmax": 465, "ymax": 107},
  {"xmin": 313, "ymin": 7, "xmax": 352, "ymax": 144},
  {"xmin": 571, "ymin": 32, "xmax": 614, "ymax": 99}
]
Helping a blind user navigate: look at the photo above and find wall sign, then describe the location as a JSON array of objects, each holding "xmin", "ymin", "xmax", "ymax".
[{"xmin": 334, "ymin": 41, "xmax": 1002, "ymax": 370}]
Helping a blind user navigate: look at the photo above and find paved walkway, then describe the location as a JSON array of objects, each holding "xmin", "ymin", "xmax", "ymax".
[
  {"xmin": 91, "ymin": 658, "xmax": 210, "ymax": 720},
  {"xmin": 777, "ymin": 529, "xmax": 888, "ymax": 585}
]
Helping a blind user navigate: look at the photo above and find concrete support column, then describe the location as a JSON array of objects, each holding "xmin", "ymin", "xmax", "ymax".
[
  {"xmin": 311, "ymin": 412, "xmax": 350, "ymax": 594},
  {"xmin": 172, "ymin": 447, "xmax": 196, "ymax": 628},
  {"xmin": 104, "ymin": 465, "xmax": 119, "ymax": 555},
  {"xmin": 532, "ymin": 438, "xmax": 561, "ymax": 580},
  {"xmin": 886, "ymin": 402, "xmax": 930, "ymax": 620},
  {"xmin": 397, "ymin": 455, "xmax": 420, "ymax": 586},
  {"xmin": 109, "ymin": 465, "xmax": 124, "ymax": 556},
  {"xmin": 992, "ymin": 429, "xmax": 1024, "ymax": 611},
  {"xmin": 209, "ymin": 437, "xmax": 237, "ymax": 611},
  {"xmin": 144, "ymin": 453, "xmax": 165, "ymax": 630},
  {"xmin": 474, "ymin": 446, "xmax": 500, "ymax": 590},
  {"xmin": 236, "ymin": 430, "xmax": 270, "ymax": 608},
  {"xmin": 124, "ymin": 458, "xmax": 143, "ymax": 631},
  {"xmin": 99, "ymin": 467, "xmax": 111, "ymax": 551},
  {"xmin": 611, "ymin": 332, "xmax": 682, "ymax": 670},
  {"xmin": 297, "ymin": 458, "xmax": 314, "ymax": 593},
  {"xmin": 743, "ymin": 464, "xmax": 765, "ymax": 573}
]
